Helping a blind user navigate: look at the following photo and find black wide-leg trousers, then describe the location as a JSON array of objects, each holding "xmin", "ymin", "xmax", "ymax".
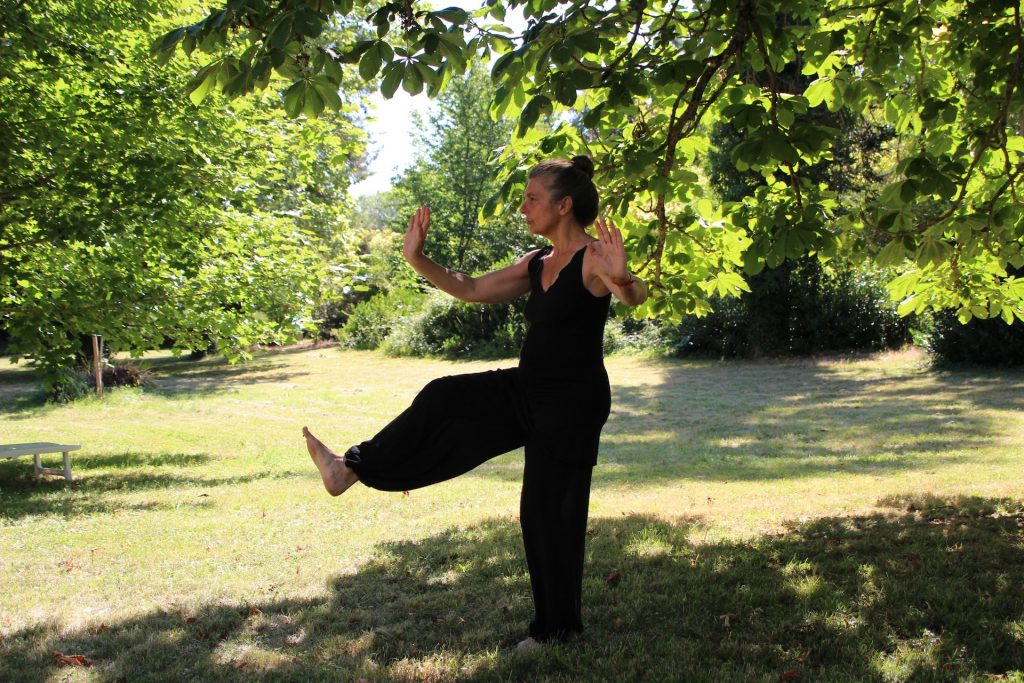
[{"xmin": 346, "ymin": 367, "xmax": 606, "ymax": 641}]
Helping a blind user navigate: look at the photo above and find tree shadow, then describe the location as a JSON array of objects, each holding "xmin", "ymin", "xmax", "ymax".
[
  {"xmin": 0, "ymin": 453, "xmax": 305, "ymax": 521},
  {"xmin": 0, "ymin": 348, "xmax": 317, "ymax": 417},
  {"xmin": 584, "ymin": 359, "xmax": 1024, "ymax": 485},
  {"xmin": 2, "ymin": 495, "xmax": 1021, "ymax": 682}
]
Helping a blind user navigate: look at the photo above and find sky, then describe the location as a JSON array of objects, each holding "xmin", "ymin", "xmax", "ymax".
[{"xmin": 349, "ymin": 89, "xmax": 433, "ymax": 197}]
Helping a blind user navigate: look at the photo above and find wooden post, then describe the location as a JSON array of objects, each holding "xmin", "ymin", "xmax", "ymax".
[{"xmin": 91, "ymin": 334, "xmax": 103, "ymax": 397}]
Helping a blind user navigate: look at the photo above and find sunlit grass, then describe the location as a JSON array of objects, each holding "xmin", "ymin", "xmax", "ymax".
[{"xmin": 1, "ymin": 346, "xmax": 1022, "ymax": 681}]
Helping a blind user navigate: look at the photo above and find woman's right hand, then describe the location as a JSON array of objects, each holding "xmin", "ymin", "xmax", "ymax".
[{"xmin": 403, "ymin": 205, "xmax": 430, "ymax": 264}]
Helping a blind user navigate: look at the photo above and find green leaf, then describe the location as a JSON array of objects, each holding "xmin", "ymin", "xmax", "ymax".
[
  {"xmin": 302, "ymin": 87, "xmax": 325, "ymax": 118},
  {"xmin": 554, "ymin": 76, "xmax": 576, "ymax": 106},
  {"xmin": 402, "ymin": 63, "xmax": 424, "ymax": 95},
  {"xmin": 804, "ymin": 77, "xmax": 835, "ymax": 109},
  {"xmin": 491, "ymin": 52, "xmax": 515, "ymax": 80},
  {"xmin": 380, "ymin": 62, "xmax": 405, "ymax": 98},
  {"xmin": 916, "ymin": 239, "xmax": 952, "ymax": 268},
  {"xmin": 186, "ymin": 64, "xmax": 219, "ymax": 105},
  {"xmin": 311, "ymin": 77, "xmax": 342, "ymax": 111},
  {"xmin": 283, "ymin": 80, "xmax": 306, "ymax": 118},
  {"xmin": 876, "ymin": 239, "xmax": 906, "ymax": 267},
  {"xmin": 359, "ymin": 44, "xmax": 383, "ymax": 81},
  {"xmin": 518, "ymin": 95, "xmax": 551, "ymax": 137},
  {"xmin": 270, "ymin": 16, "xmax": 294, "ymax": 50}
]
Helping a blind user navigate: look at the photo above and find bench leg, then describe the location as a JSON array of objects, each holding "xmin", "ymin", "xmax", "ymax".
[
  {"xmin": 33, "ymin": 453, "xmax": 42, "ymax": 480},
  {"xmin": 62, "ymin": 451, "xmax": 73, "ymax": 481}
]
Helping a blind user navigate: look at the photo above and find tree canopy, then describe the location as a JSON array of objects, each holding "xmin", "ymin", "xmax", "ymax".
[
  {"xmin": 1, "ymin": 0, "xmax": 368, "ymax": 389},
  {"xmin": 153, "ymin": 0, "xmax": 1024, "ymax": 325}
]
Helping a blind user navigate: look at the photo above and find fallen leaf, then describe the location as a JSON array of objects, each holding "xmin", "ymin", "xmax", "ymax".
[
  {"xmin": 403, "ymin": 490, "xmax": 410, "ymax": 496},
  {"xmin": 53, "ymin": 651, "xmax": 92, "ymax": 668},
  {"xmin": 605, "ymin": 571, "xmax": 621, "ymax": 587},
  {"xmin": 186, "ymin": 616, "xmax": 197, "ymax": 624},
  {"xmin": 249, "ymin": 607, "xmax": 263, "ymax": 617},
  {"xmin": 780, "ymin": 668, "xmax": 800, "ymax": 681},
  {"xmin": 94, "ymin": 623, "xmax": 109, "ymax": 634}
]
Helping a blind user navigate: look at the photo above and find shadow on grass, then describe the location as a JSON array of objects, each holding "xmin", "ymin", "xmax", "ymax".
[
  {"xmin": 0, "ymin": 454, "xmax": 305, "ymax": 521},
  {"xmin": 2, "ymin": 495, "xmax": 1021, "ymax": 682},
  {"xmin": 0, "ymin": 347, "xmax": 317, "ymax": 417},
  {"xmin": 584, "ymin": 360, "xmax": 1024, "ymax": 485}
]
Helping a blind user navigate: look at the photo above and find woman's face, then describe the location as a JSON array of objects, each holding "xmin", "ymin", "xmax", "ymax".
[{"xmin": 519, "ymin": 177, "xmax": 566, "ymax": 236}]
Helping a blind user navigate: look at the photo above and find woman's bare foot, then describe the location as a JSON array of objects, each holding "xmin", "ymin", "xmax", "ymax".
[{"xmin": 303, "ymin": 427, "xmax": 358, "ymax": 496}]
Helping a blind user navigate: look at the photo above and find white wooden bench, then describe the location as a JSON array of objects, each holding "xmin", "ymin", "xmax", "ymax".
[{"xmin": 1, "ymin": 442, "xmax": 80, "ymax": 481}]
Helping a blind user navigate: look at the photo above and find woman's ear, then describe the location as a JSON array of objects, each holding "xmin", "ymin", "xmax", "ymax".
[{"xmin": 558, "ymin": 195, "xmax": 574, "ymax": 216}]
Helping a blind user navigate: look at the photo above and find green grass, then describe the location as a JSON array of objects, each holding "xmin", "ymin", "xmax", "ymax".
[{"xmin": 1, "ymin": 346, "xmax": 1022, "ymax": 682}]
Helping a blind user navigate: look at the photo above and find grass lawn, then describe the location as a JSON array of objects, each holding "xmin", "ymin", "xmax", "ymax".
[{"xmin": 1, "ymin": 345, "xmax": 1022, "ymax": 682}]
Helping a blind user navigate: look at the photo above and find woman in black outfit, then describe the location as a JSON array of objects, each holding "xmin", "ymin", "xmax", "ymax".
[{"xmin": 303, "ymin": 155, "xmax": 647, "ymax": 648}]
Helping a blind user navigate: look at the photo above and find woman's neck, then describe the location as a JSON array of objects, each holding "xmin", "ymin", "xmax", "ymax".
[{"xmin": 546, "ymin": 224, "xmax": 590, "ymax": 256}]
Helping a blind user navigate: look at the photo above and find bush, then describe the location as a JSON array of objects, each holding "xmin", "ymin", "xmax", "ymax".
[
  {"xmin": 337, "ymin": 289, "xmax": 426, "ymax": 350},
  {"xmin": 46, "ymin": 366, "xmax": 90, "ymax": 403},
  {"xmin": 383, "ymin": 290, "xmax": 526, "ymax": 358},
  {"xmin": 603, "ymin": 315, "xmax": 673, "ymax": 356},
  {"xmin": 672, "ymin": 258, "xmax": 912, "ymax": 358},
  {"xmin": 926, "ymin": 312, "xmax": 1024, "ymax": 366}
]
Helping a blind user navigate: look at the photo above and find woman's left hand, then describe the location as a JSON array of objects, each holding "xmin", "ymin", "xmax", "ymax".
[{"xmin": 590, "ymin": 217, "xmax": 630, "ymax": 281}]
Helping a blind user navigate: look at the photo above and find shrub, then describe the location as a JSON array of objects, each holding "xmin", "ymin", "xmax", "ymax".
[
  {"xmin": 603, "ymin": 315, "xmax": 673, "ymax": 356},
  {"xmin": 337, "ymin": 289, "xmax": 426, "ymax": 350},
  {"xmin": 383, "ymin": 291, "xmax": 526, "ymax": 358},
  {"xmin": 46, "ymin": 366, "xmax": 90, "ymax": 403},
  {"xmin": 925, "ymin": 312, "xmax": 1024, "ymax": 366},
  {"xmin": 672, "ymin": 258, "xmax": 912, "ymax": 358}
]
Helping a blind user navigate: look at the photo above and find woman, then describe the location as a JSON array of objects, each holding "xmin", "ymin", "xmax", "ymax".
[{"xmin": 303, "ymin": 155, "xmax": 647, "ymax": 647}]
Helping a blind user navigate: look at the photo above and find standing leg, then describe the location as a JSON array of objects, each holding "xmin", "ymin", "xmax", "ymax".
[{"xmin": 520, "ymin": 450, "xmax": 593, "ymax": 642}]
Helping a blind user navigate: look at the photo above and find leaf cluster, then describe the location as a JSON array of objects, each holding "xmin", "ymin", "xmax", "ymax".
[{"xmin": 157, "ymin": 0, "xmax": 1024, "ymax": 323}]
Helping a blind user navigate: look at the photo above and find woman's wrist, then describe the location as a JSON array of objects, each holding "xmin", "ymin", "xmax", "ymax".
[{"xmin": 610, "ymin": 273, "xmax": 637, "ymax": 287}]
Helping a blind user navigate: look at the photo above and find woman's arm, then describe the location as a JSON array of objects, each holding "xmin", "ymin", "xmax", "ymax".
[
  {"xmin": 403, "ymin": 205, "xmax": 536, "ymax": 304},
  {"xmin": 585, "ymin": 218, "xmax": 649, "ymax": 307}
]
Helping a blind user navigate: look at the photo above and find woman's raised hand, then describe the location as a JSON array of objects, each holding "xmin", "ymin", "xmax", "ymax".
[
  {"xmin": 590, "ymin": 217, "xmax": 630, "ymax": 281},
  {"xmin": 403, "ymin": 205, "xmax": 430, "ymax": 263}
]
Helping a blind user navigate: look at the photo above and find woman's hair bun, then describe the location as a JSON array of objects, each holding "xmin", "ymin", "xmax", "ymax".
[{"xmin": 570, "ymin": 155, "xmax": 595, "ymax": 179}]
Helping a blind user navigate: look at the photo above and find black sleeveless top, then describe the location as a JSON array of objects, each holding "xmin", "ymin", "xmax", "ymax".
[{"xmin": 519, "ymin": 245, "xmax": 611, "ymax": 375}]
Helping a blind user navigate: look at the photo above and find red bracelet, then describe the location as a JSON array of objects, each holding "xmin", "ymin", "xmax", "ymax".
[{"xmin": 611, "ymin": 274, "xmax": 637, "ymax": 287}]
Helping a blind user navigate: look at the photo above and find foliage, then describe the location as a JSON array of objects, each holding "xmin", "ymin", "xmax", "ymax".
[
  {"xmin": 926, "ymin": 312, "xmax": 1024, "ymax": 366},
  {"xmin": 692, "ymin": 107, "xmax": 911, "ymax": 358},
  {"xmin": 670, "ymin": 258, "xmax": 912, "ymax": 358},
  {"xmin": 0, "ymin": 0, "xmax": 368, "ymax": 390},
  {"xmin": 156, "ymin": 0, "xmax": 1024, "ymax": 327},
  {"xmin": 390, "ymin": 63, "xmax": 534, "ymax": 274},
  {"xmin": 336, "ymin": 286, "xmax": 426, "ymax": 348},
  {"xmin": 382, "ymin": 290, "xmax": 526, "ymax": 357},
  {"xmin": 602, "ymin": 315, "xmax": 672, "ymax": 356}
]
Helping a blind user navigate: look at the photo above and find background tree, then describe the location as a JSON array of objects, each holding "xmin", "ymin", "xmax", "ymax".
[
  {"xmin": 155, "ymin": 0, "xmax": 1024, "ymax": 328},
  {"xmin": 334, "ymin": 64, "xmax": 532, "ymax": 356},
  {"xmin": 390, "ymin": 62, "xmax": 530, "ymax": 275},
  {"xmin": 1, "ymin": 0, "xmax": 368, "ymax": 394}
]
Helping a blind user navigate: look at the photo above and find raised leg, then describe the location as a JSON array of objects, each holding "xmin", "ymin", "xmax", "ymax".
[{"xmin": 303, "ymin": 427, "xmax": 359, "ymax": 496}]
